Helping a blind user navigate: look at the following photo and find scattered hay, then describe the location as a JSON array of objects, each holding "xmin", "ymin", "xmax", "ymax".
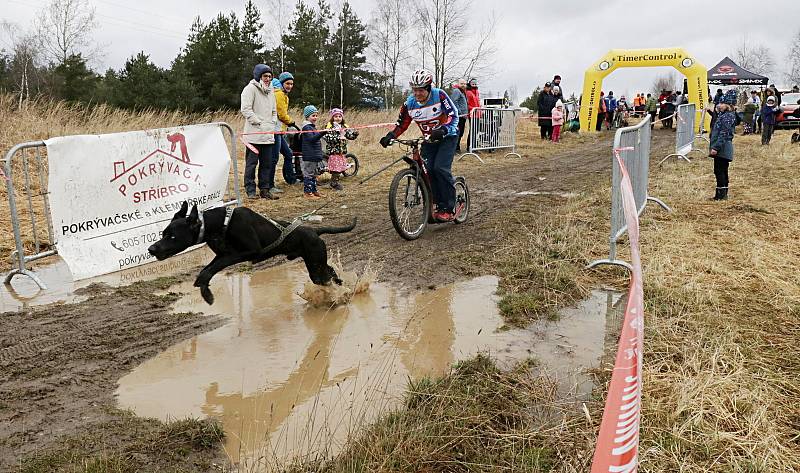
[{"xmin": 298, "ymin": 255, "xmax": 376, "ymax": 307}]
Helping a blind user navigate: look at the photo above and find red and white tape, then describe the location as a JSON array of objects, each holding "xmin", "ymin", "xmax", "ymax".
[
  {"xmin": 591, "ymin": 148, "xmax": 644, "ymax": 473},
  {"xmin": 239, "ymin": 122, "xmax": 395, "ymax": 154}
]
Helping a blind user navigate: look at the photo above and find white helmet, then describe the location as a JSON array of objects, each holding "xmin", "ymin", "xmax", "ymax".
[{"xmin": 409, "ymin": 69, "xmax": 434, "ymax": 89}]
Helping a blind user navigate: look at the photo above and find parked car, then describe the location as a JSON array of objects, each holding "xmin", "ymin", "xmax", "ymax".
[{"xmin": 776, "ymin": 92, "xmax": 800, "ymax": 129}]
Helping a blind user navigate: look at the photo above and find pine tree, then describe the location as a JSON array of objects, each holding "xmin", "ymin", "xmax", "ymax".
[
  {"xmin": 281, "ymin": 0, "xmax": 331, "ymax": 107},
  {"xmin": 52, "ymin": 53, "xmax": 98, "ymax": 103},
  {"xmin": 181, "ymin": 1, "xmax": 265, "ymax": 110}
]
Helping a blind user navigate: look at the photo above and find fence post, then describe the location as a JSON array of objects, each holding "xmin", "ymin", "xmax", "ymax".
[{"xmin": 588, "ymin": 115, "xmax": 671, "ymax": 270}]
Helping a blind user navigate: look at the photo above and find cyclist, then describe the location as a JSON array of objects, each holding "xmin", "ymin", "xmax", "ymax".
[{"xmin": 380, "ymin": 69, "xmax": 460, "ymax": 222}]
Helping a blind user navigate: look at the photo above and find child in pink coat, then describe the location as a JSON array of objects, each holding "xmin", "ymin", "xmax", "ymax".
[{"xmin": 551, "ymin": 100, "xmax": 565, "ymax": 143}]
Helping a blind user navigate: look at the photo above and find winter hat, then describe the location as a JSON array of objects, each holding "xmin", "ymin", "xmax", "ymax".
[
  {"xmin": 271, "ymin": 78, "xmax": 282, "ymax": 89},
  {"xmin": 722, "ymin": 90, "xmax": 737, "ymax": 105},
  {"xmin": 253, "ymin": 64, "xmax": 272, "ymax": 81},
  {"xmin": 303, "ymin": 105, "xmax": 319, "ymax": 118},
  {"xmin": 552, "ymin": 86, "xmax": 561, "ymax": 95},
  {"xmin": 329, "ymin": 108, "xmax": 344, "ymax": 118},
  {"xmin": 766, "ymin": 96, "xmax": 776, "ymax": 104},
  {"xmin": 278, "ymin": 72, "xmax": 294, "ymax": 83},
  {"xmin": 555, "ymin": 100, "xmax": 563, "ymax": 107}
]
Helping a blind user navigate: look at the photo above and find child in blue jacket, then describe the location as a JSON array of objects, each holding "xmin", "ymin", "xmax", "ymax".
[{"xmin": 300, "ymin": 105, "xmax": 327, "ymax": 199}]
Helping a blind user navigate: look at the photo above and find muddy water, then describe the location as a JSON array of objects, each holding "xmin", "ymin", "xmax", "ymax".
[{"xmin": 115, "ymin": 263, "xmax": 623, "ymax": 467}]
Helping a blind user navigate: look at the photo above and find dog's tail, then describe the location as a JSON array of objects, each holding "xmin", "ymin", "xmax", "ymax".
[{"xmin": 314, "ymin": 217, "xmax": 357, "ymax": 236}]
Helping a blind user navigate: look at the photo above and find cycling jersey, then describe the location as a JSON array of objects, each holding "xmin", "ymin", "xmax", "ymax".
[{"xmin": 391, "ymin": 87, "xmax": 459, "ymax": 138}]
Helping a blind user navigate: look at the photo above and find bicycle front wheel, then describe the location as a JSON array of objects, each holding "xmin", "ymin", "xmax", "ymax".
[{"xmin": 389, "ymin": 168, "xmax": 430, "ymax": 240}]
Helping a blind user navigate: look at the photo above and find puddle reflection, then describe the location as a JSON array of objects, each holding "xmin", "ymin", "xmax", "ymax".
[{"xmin": 116, "ymin": 263, "xmax": 623, "ymax": 466}]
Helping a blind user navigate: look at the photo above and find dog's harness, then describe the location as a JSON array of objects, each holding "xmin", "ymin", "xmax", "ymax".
[
  {"xmin": 262, "ymin": 216, "xmax": 304, "ymax": 253},
  {"xmin": 196, "ymin": 206, "xmax": 235, "ymax": 245}
]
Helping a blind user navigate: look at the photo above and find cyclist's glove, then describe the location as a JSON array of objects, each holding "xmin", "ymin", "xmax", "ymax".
[
  {"xmin": 429, "ymin": 128, "xmax": 446, "ymax": 142},
  {"xmin": 379, "ymin": 132, "xmax": 396, "ymax": 148}
]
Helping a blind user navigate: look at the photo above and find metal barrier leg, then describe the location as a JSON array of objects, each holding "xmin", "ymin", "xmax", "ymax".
[
  {"xmin": 658, "ymin": 153, "xmax": 691, "ymax": 165},
  {"xmin": 457, "ymin": 152, "xmax": 485, "ymax": 163},
  {"xmin": 587, "ymin": 259, "xmax": 633, "ymax": 272},
  {"xmin": 646, "ymin": 195, "xmax": 672, "ymax": 212},
  {"xmin": 5, "ymin": 268, "xmax": 48, "ymax": 290}
]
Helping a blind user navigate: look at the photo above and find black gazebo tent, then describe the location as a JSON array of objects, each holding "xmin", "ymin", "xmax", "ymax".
[{"xmin": 707, "ymin": 57, "xmax": 769, "ymax": 86}]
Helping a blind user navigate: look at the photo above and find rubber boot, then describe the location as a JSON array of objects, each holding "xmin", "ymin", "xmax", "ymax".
[{"xmin": 712, "ymin": 187, "xmax": 728, "ymax": 201}]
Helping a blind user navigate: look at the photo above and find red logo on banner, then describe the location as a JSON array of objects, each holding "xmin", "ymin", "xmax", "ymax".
[
  {"xmin": 717, "ymin": 65, "xmax": 734, "ymax": 74},
  {"xmin": 110, "ymin": 134, "xmax": 204, "ymax": 203},
  {"xmin": 591, "ymin": 151, "xmax": 645, "ymax": 473}
]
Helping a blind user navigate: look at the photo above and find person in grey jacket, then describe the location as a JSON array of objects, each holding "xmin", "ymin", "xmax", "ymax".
[
  {"xmin": 240, "ymin": 64, "xmax": 279, "ymax": 200},
  {"xmin": 709, "ymin": 90, "xmax": 737, "ymax": 201},
  {"xmin": 450, "ymin": 79, "xmax": 469, "ymax": 152}
]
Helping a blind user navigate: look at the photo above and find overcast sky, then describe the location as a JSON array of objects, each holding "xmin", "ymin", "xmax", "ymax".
[{"xmin": 2, "ymin": 0, "xmax": 799, "ymax": 101}]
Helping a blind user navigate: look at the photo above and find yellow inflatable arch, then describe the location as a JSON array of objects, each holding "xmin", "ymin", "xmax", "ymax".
[{"xmin": 579, "ymin": 47, "xmax": 710, "ymax": 133}]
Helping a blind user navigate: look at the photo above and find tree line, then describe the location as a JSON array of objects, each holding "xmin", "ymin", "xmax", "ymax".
[{"xmin": 0, "ymin": 0, "xmax": 499, "ymax": 112}]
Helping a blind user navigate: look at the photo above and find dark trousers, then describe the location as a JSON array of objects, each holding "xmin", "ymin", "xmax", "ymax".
[
  {"xmin": 540, "ymin": 121, "xmax": 552, "ymax": 139},
  {"xmin": 272, "ymin": 134, "xmax": 297, "ymax": 184},
  {"xmin": 649, "ymin": 111, "xmax": 657, "ymax": 127},
  {"xmin": 595, "ymin": 112, "xmax": 604, "ymax": 131},
  {"xmin": 761, "ymin": 124, "xmax": 774, "ymax": 145},
  {"xmin": 244, "ymin": 143, "xmax": 275, "ymax": 194},
  {"xmin": 713, "ymin": 157, "xmax": 729, "ymax": 189},
  {"xmin": 457, "ymin": 117, "xmax": 467, "ymax": 151},
  {"xmin": 421, "ymin": 135, "xmax": 458, "ymax": 213}
]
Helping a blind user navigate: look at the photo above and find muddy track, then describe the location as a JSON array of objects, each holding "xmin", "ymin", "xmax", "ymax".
[{"xmin": 0, "ymin": 130, "xmax": 677, "ymax": 469}]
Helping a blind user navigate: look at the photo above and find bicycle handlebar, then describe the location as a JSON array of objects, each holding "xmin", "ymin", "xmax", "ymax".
[{"xmin": 390, "ymin": 137, "xmax": 429, "ymax": 147}]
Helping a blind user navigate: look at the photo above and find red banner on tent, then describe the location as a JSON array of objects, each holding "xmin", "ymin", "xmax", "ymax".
[{"xmin": 591, "ymin": 151, "xmax": 645, "ymax": 473}]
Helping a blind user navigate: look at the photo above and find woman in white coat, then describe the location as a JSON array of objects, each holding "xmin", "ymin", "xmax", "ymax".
[{"xmin": 240, "ymin": 64, "xmax": 279, "ymax": 200}]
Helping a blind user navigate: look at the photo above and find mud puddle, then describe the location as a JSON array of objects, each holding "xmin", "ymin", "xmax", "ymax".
[
  {"xmin": 115, "ymin": 264, "xmax": 622, "ymax": 467},
  {"xmin": 0, "ymin": 247, "xmax": 213, "ymax": 311}
]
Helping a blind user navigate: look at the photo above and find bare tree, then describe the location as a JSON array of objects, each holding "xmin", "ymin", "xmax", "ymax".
[
  {"xmin": 787, "ymin": 29, "xmax": 800, "ymax": 87},
  {"xmin": 732, "ymin": 37, "xmax": 774, "ymax": 77},
  {"xmin": 265, "ymin": 0, "xmax": 291, "ymax": 71},
  {"xmin": 414, "ymin": 0, "xmax": 496, "ymax": 88},
  {"xmin": 651, "ymin": 72, "xmax": 679, "ymax": 95},
  {"xmin": 368, "ymin": 0, "xmax": 411, "ymax": 108},
  {"xmin": 1, "ymin": 21, "xmax": 42, "ymax": 109},
  {"xmin": 34, "ymin": 0, "xmax": 100, "ymax": 65}
]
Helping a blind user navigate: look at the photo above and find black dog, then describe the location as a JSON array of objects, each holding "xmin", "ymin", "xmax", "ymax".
[
  {"xmin": 148, "ymin": 202, "xmax": 356, "ymax": 304},
  {"xmin": 792, "ymin": 132, "xmax": 799, "ymax": 144}
]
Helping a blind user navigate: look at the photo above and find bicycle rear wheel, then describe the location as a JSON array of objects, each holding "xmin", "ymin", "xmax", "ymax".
[
  {"xmin": 389, "ymin": 168, "xmax": 430, "ymax": 240},
  {"xmin": 454, "ymin": 177, "xmax": 470, "ymax": 224}
]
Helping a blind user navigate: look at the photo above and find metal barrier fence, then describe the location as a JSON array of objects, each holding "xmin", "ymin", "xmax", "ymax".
[
  {"xmin": 3, "ymin": 122, "xmax": 241, "ymax": 290},
  {"xmin": 588, "ymin": 115, "xmax": 671, "ymax": 270},
  {"xmin": 659, "ymin": 103, "xmax": 697, "ymax": 165},
  {"xmin": 460, "ymin": 107, "xmax": 521, "ymax": 161}
]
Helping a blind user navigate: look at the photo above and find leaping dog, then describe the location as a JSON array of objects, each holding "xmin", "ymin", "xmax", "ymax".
[{"xmin": 148, "ymin": 202, "xmax": 356, "ymax": 304}]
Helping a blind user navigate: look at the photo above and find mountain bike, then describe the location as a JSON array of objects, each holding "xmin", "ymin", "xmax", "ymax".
[{"xmin": 387, "ymin": 137, "xmax": 470, "ymax": 240}]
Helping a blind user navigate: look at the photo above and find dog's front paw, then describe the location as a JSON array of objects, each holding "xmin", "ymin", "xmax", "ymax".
[
  {"xmin": 333, "ymin": 277, "xmax": 343, "ymax": 285},
  {"xmin": 200, "ymin": 286, "xmax": 215, "ymax": 305}
]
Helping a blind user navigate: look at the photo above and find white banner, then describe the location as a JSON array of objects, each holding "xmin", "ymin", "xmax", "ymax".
[{"xmin": 46, "ymin": 124, "xmax": 231, "ymax": 280}]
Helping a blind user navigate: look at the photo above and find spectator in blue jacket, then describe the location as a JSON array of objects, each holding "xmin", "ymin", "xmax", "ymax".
[
  {"xmin": 605, "ymin": 91, "xmax": 618, "ymax": 130},
  {"xmin": 449, "ymin": 79, "xmax": 469, "ymax": 152},
  {"xmin": 709, "ymin": 90, "xmax": 737, "ymax": 201}
]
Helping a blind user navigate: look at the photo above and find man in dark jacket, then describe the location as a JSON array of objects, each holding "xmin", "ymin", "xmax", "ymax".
[
  {"xmin": 552, "ymin": 75, "xmax": 564, "ymax": 101},
  {"xmin": 537, "ymin": 83, "xmax": 557, "ymax": 140}
]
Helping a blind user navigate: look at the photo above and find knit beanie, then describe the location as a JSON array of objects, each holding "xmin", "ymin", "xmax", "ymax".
[
  {"xmin": 303, "ymin": 105, "xmax": 319, "ymax": 118},
  {"xmin": 253, "ymin": 64, "xmax": 272, "ymax": 81},
  {"xmin": 278, "ymin": 72, "xmax": 294, "ymax": 83}
]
